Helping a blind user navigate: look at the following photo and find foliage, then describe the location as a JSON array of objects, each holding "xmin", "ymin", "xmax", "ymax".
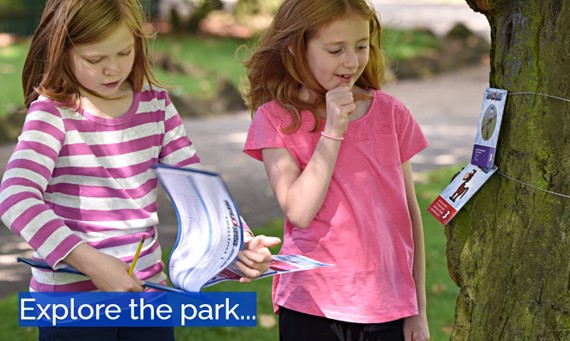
[
  {"xmin": 233, "ymin": 0, "xmax": 281, "ymax": 18},
  {"xmin": 186, "ymin": 0, "xmax": 224, "ymax": 32},
  {"xmin": 166, "ymin": 0, "xmax": 224, "ymax": 32},
  {"xmin": 382, "ymin": 28, "xmax": 441, "ymax": 62},
  {"xmin": 0, "ymin": 0, "xmax": 20, "ymax": 9},
  {"xmin": 0, "ymin": 29, "xmax": 439, "ymax": 118},
  {"xmin": 0, "ymin": 167, "xmax": 459, "ymax": 341},
  {"xmin": 0, "ymin": 0, "xmax": 45, "ymax": 10},
  {"xmin": 151, "ymin": 34, "xmax": 250, "ymax": 99}
]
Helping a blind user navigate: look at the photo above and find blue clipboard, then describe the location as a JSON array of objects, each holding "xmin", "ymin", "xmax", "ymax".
[{"xmin": 17, "ymin": 257, "xmax": 185, "ymax": 293}]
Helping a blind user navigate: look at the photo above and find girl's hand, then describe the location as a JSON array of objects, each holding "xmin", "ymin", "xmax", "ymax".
[
  {"xmin": 324, "ymin": 85, "xmax": 355, "ymax": 138},
  {"xmin": 235, "ymin": 235, "xmax": 281, "ymax": 283},
  {"xmin": 403, "ymin": 313, "xmax": 430, "ymax": 341},
  {"xmin": 65, "ymin": 243, "xmax": 145, "ymax": 292}
]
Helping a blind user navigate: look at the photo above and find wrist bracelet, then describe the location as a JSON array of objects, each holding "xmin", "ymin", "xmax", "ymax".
[{"xmin": 320, "ymin": 131, "xmax": 344, "ymax": 141}]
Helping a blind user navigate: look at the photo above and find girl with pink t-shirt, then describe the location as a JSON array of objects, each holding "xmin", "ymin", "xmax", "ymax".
[{"xmin": 242, "ymin": 0, "xmax": 430, "ymax": 340}]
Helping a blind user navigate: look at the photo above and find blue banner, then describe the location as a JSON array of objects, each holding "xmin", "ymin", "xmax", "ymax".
[{"xmin": 19, "ymin": 292, "xmax": 257, "ymax": 327}]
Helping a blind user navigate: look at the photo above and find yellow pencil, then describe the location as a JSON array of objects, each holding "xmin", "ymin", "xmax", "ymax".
[{"xmin": 128, "ymin": 235, "xmax": 146, "ymax": 276}]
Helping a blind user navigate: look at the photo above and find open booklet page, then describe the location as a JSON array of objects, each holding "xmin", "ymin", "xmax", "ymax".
[
  {"xmin": 17, "ymin": 165, "xmax": 331, "ymax": 293},
  {"xmin": 153, "ymin": 165, "xmax": 331, "ymax": 292},
  {"xmin": 153, "ymin": 165, "xmax": 244, "ymax": 292}
]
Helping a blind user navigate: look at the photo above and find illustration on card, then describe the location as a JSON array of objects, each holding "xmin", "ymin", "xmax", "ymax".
[
  {"xmin": 428, "ymin": 164, "xmax": 497, "ymax": 225},
  {"xmin": 448, "ymin": 168, "xmax": 477, "ymax": 202},
  {"xmin": 480, "ymin": 105, "xmax": 497, "ymax": 140},
  {"xmin": 471, "ymin": 88, "xmax": 508, "ymax": 168}
]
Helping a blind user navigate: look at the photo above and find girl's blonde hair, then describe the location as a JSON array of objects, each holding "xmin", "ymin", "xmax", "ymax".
[
  {"xmin": 243, "ymin": 0, "xmax": 385, "ymax": 133},
  {"xmin": 22, "ymin": 0, "xmax": 160, "ymax": 109}
]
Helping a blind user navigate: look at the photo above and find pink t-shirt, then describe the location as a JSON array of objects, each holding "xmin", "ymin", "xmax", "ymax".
[{"xmin": 244, "ymin": 90, "xmax": 429, "ymax": 323}]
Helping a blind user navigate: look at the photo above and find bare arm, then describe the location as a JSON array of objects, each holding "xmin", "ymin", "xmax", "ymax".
[
  {"xmin": 262, "ymin": 140, "xmax": 340, "ymax": 227},
  {"xmin": 402, "ymin": 161, "xmax": 430, "ymax": 341},
  {"xmin": 261, "ymin": 85, "xmax": 354, "ymax": 228}
]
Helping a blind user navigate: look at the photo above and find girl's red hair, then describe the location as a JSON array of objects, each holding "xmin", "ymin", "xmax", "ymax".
[{"xmin": 243, "ymin": 0, "xmax": 385, "ymax": 133}]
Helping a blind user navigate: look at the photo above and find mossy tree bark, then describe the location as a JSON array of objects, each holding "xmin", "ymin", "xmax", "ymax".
[{"xmin": 446, "ymin": 1, "xmax": 570, "ymax": 339}]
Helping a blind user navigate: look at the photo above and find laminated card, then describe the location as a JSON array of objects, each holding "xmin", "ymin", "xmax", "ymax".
[
  {"xmin": 427, "ymin": 164, "xmax": 497, "ymax": 225},
  {"xmin": 471, "ymin": 88, "xmax": 508, "ymax": 168}
]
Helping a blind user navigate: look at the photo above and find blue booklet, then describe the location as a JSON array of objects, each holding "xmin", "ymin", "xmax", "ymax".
[
  {"xmin": 17, "ymin": 257, "xmax": 185, "ymax": 293},
  {"xmin": 18, "ymin": 165, "xmax": 330, "ymax": 292},
  {"xmin": 153, "ymin": 165, "xmax": 330, "ymax": 292}
]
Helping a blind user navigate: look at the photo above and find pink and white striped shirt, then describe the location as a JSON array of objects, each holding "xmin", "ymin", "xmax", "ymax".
[{"xmin": 0, "ymin": 86, "xmax": 200, "ymax": 292}]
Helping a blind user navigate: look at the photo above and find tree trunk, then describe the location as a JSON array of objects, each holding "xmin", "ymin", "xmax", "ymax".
[{"xmin": 446, "ymin": 1, "xmax": 570, "ymax": 340}]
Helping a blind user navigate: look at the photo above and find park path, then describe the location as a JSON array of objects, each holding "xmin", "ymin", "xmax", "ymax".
[
  {"xmin": 0, "ymin": 0, "xmax": 491, "ymax": 297},
  {"xmin": 372, "ymin": 0, "xmax": 490, "ymax": 39}
]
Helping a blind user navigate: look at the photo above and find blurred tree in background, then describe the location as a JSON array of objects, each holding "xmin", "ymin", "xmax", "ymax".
[
  {"xmin": 0, "ymin": 0, "xmax": 159, "ymax": 35},
  {"xmin": 0, "ymin": 0, "xmax": 280, "ymax": 36},
  {"xmin": 0, "ymin": 0, "xmax": 45, "ymax": 35},
  {"xmin": 233, "ymin": 0, "xmax": 280, "ymax": 18},
  {"xmin": 168, "ymin": 0, "xmax": 224, "ymax": 32},
  {"xmin": 0, "ymin": 0, "xmax": 20, "ymax": 9},
  {"xmin": 167, "ymin": 0, "xmax": 279, "ymax": 33}
]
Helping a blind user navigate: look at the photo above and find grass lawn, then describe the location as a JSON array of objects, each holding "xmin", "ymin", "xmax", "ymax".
[
  {"xmin": 0, "ymin": 166, "xmax": 460, "ymax": 341},
  {"xmin": 0, "ymin": 42, "xmax": 27, "ymax": 115}
]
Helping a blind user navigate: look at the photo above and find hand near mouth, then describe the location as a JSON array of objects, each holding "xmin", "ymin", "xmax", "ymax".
[{"xmin": 323, "ymin": 84, "xmax": 355, "ymax": 139}]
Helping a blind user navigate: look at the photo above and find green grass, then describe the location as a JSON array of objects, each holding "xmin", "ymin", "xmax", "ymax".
[
  {"xmin": 0, "ymin": 42, "xmax": 27, "ymax": 115},
  {"xmin": 151, "ymin": 34, "xmax": 251, "ymax": 100},
  {"xmin": 418, "ymin": 166, "xmax": 462, "ymax": 340},
  {"xmin": 383, "ymin": 28, "xmax": 440, "ymax": 61},
  {"xmin": 0, "ymin": 28, "xmax": 439, "ymax": 118},
  {"xmin": 0, "ymin": 166, "xmax": 460, "ymax": 341}
]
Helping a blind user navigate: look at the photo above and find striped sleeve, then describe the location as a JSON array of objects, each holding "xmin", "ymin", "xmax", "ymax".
[
  {"xmin": 158, "ymin": 91, "xmax": 201, "ymax": 168},
  {"xmin": 0, "ymin": 100, "xmax": 84, "ymax": 268}
]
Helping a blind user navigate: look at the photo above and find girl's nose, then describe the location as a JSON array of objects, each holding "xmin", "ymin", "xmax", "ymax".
[
  {"xmin": 104, "ymin": 60, "xmax": 120, "ymax": 75},
  {"xmin": 344, "ymin": 50, "xmax": 358, "ymax": 68}
]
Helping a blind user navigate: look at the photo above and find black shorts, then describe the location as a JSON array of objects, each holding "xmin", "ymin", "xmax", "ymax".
[
  {"xmin": 38, "ymin": 327, "xmax": 175, "ymax": 341},
  {"xmin": 279, "ymin": 306, "xmax": 404, "ymax": 341}
]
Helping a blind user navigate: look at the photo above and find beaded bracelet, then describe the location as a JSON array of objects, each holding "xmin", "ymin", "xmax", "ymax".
[{"xmin": 320, "ymin": 131, "xmax": 344, "ymax": 141}]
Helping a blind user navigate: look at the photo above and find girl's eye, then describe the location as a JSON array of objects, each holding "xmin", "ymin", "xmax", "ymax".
[
  {"xmin": 119, "ymin": 50, "xmax": 132, "ymax": 56},
  {"xmin": 87, "ymin": 58, "xmax": 102, "ymax": 64},
  {"xmin": 329, "ymin": 49, "xmax": 342, "ymax": 55},
  {"xmin": 358, "ymin": 45, "xmax": 369, "ymax": 50}
]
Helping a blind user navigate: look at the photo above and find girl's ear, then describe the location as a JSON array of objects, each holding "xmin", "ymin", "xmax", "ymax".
[{"xmin": 287, "ymin": 43, "xmax": 294, "ymax": 56}]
